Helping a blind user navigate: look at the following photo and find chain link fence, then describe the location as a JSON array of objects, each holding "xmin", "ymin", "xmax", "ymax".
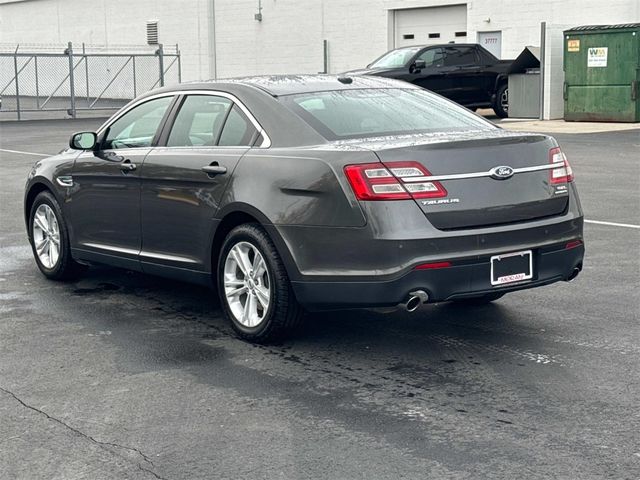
[{"xmin": 0, "ymin": 43, "xmax": 181, "ymax": 121}]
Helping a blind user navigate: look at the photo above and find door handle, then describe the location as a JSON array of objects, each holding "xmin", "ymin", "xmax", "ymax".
[
  {"xmin": 201, "ymin": 163, "xmax": 227, "ymax": 176},
  {"xmin": 120, "ymin": 159, "xmax": 137, "ymax": 172}
]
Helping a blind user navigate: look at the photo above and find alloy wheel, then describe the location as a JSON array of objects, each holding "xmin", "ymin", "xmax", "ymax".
[
  {"xmin": 501, "ymin": 88, "xmax": 509, "ymax": 114},
  {"xmin": 223, "ymin": 241, "xmax": 271, "ymax": 327},
  {"xmin": 32, "ymin": 204, "xmax": 61, "ymax": 269}
]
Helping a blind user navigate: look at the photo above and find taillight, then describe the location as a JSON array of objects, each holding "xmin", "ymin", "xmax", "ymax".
[
  {"xmin": 565, "ymin": 240, "xmax": 583, "ymax": 250},
  {"xmin": 344, "ymin": 161, "xmax": 447, "ymax": 201},
  {"xmin": 549, "ymin": 147, "xmax": 574, "ymax": 184}
]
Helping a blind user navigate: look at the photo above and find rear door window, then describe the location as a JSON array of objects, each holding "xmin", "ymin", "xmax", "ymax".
[
  {"xmin": 167, "ymin": 95, "xmax": 232, "ymax": 147},
  {"xmin": 443, "ymin": 47, "xmax": 476, "ymax": 66}
]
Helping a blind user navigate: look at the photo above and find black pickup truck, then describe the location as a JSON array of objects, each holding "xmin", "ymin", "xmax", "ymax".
[{"xmin": 344, "ymin": 44, "xmax": 512, "ymax": 117}]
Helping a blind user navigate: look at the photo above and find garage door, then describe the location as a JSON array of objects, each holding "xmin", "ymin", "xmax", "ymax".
[{"xmin": 394, "ymin": 5, "xmax": 467, "ymax": 48}]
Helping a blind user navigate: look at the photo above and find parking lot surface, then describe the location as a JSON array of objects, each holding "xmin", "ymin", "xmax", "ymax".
[{"xmin": 1, "ymin": 119, "xmax": 639, "ymax": 479}]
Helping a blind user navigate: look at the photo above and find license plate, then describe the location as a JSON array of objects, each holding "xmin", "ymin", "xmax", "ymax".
[{"xmin": 490, "ymin": 250, "xmax": 533, "ymax": 286}]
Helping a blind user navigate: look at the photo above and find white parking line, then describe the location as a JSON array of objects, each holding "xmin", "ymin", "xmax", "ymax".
[
  {"xmin": 585, "ymin": 219, "xmax": 640, "ymax": 229},
  {"xmin": 0, "ymin": 148, "xmax": 51, "ymax": 157}
]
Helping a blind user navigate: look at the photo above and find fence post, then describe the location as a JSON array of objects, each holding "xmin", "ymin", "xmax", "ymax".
[
  {"xmin": 66, "ymin": 41, "xmax": 77, "ymax": 118},
  {"xmin": 35, "ymin": 55, "xmax": 40, "ymax": 109},
  {"xmin": 83, "ymin": 43, "xmax": 89, "ymax": 106},
  {"xmin": 157, "ymin": 43, "xmax": 165, "ymax": 87},
  {"xmin": 14, "ymin": 45, "xmax": 21, "ymax": 120},
  {"xmin": 177, "ymin": 44, "xmax": 182, "ymax": 83},
  {"xmin": 132, "ymin": 55, "xmax": 137, "ymax": 97}
]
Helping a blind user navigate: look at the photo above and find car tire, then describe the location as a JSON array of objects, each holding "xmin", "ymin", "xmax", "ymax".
[
  {"xmin": 218, "ymin": 223, "xmax": 303, "ymax": 342},
  {"xmin": 452, "ymin": 292, "xmax": 505, "ymax": 305},
  {"xmin": 29, "ymin": 191, "xmax": 86, "ymax": 280},
  {"xmin": 493, "ymin": 84, "xmax": 509, "ymax": 118}
]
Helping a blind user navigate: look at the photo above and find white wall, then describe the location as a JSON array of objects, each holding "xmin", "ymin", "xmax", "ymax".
[
  {"xmin": 213, "ymin": 0, "xmax": 389, "ymax": 78},
  {"xmin": 542, "ymin": 23, "xmax": 573, "ymax": 120},
  {"xmin": 1, "ymin": 0, "xmax": 639, "ymax": 83},
  {"xmin": 466, "ymin": 0, "xmax": 639, "ymax": 59},
  {"xmin": 0, "ymin": 0, "xmax": 212, "ymax": 81}
]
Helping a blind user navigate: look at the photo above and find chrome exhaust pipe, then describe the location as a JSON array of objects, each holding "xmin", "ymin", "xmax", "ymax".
[
  {"xmin": 567, "ymin": 266, "xmax": 581, "ymax": 282},
  {"xmin": 403, "ymin": 290, "xmax": 429, "ymax": 312}
]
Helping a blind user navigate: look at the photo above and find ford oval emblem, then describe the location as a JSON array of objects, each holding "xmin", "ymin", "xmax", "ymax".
[{"xmin": 490, "ymin": 165, "xmax": 515, "ymax": 180}]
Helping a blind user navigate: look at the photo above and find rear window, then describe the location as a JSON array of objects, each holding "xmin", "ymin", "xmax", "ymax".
[{"xmin": 279, "ymin": 88, "xmax": 492, "ymax": 140}]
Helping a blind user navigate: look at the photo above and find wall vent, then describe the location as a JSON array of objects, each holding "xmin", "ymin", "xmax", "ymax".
[{"xmin": 146, "ymin": 20, "xmax": 159, "ymax": 45}]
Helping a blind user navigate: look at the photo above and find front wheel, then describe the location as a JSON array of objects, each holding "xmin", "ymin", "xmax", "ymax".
[
  {"xmin": 218, "ymin": 224, "xmax": 303, "ymax": 342},
  {"xmin": 493, "ymin": 84, "xmax": 509, "ymax": 118},
  {"xmin": 29, "ymin": 191, "xmax": 86, "ymax": 280}
]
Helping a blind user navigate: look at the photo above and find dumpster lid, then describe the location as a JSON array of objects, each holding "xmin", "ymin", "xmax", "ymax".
[
  {"xmin": 508, "ymin": 46, "xmax": 540, "ymax": 75},
  {"xmin": 565, "ymin": 23, "xmax": 640, "ymax": 32}
]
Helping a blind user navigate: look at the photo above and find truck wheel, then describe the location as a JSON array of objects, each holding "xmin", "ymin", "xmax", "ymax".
[
  {"xmin": 218, "ymin": 224, "xmax": 303, "ymax": 343},
  {"xmin": 493, "ymin": 84, "xmax": 509, "ymax": 118}
]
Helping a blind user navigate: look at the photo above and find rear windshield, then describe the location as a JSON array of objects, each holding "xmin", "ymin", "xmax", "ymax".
[{"xmin": 279, "ymin": 88, "xmax": 493, "ymax": 140}]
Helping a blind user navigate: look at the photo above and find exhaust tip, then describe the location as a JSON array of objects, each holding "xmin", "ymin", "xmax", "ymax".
[
  {"xmin": 403, "ymin": 290, "xmax": 429, "ymax": 312},
  {"xmin": 567, "ymin": 263, "xmax": 582, "ymax": 282},
  {"xmin": 405, "ymin": 296, "xmax": 421, "ymax": 312}
]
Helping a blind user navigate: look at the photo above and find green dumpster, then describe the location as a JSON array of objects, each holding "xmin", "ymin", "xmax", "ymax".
[{"xmin": 564, "ymin": 24, "xmax": 640, "ymax": 122}]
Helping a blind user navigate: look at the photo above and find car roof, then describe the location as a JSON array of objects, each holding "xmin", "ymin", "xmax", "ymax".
[
  {"xmin": 393, "ymin": 43, "xmax": 479, "ymax": 50},
  {"xmin": 179, "ymin": 74, "xmax": 419, "ymax": 97}
]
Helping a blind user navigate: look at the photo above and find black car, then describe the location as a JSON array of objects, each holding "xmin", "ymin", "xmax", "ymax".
[
  {"xmin": 25, "ymin": 75, "xmax": 583, "ymax": 342},
  {"xmin": 345, "ymin": 44, "xmax": 512, "ymax": 117}
]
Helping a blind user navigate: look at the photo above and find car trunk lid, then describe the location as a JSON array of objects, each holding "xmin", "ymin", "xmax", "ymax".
[{"xmin": 368, "ymin": 131, "xmax": 570, "ymax": 230}]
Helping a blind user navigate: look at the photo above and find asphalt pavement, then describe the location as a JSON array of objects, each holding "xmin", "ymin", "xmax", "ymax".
[{"xmin": 1, "ymin": 119, "xmax": 639, "ymax": 480}]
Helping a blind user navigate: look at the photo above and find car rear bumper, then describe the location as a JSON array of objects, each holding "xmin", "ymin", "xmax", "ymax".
[{"xmin": 291, "ymin": 242, "xmax": 584, "ymax": 310}]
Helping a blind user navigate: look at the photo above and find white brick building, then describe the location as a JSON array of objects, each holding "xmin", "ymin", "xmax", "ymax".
[
  {"xmin": 0, "ymin": 0, "xmax": 638, "ymax": 118},
  {"xmin": 1, "ymin": 0, "xmax": 637, "ymax": 80}
]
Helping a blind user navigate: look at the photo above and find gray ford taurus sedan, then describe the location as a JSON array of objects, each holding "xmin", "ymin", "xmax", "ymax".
[{"xmin": 24, "ymin": 75, "xmax": 584, "ymax": 341}]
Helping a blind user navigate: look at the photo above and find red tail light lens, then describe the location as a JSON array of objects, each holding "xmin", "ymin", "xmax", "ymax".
[
  {"xmin": 414, "ymin": 261, "xmax": 452, "ymax": 270},
  {"xmin": 344, "ymin": 161, "xmax": 447, "ymax": 201},
  {"xmin": 549, "ymin": 147, "xmax": 574, "ymax": 184},
  {"xmin": 565, "ymin": 240, "xmax": 583, "ymax": 250}
]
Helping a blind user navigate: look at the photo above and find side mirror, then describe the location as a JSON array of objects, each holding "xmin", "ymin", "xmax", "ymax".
[
  {"xmin": 412, "ymin": 59, "xmax": 427, "ymax": 71},
  {"xmin": 69, "ymin": 131, "xmax": 97, "ymax": 150}
]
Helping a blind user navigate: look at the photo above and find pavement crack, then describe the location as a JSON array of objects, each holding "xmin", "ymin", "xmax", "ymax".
[{"xmin": 0, "ymin": 386, "xmax": 168, "ymax": 480}]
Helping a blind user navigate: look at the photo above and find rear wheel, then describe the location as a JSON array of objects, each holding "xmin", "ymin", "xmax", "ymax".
[
  {"xmin": 218, "ymin": 224, "xmax": 303, "ymax": 342},
  {"xmin": 493, "ymin": 84, "xmax": 509, "ymax": 118},
  {"xmin": 452, "ymin": 292, "xmax": 505, "ymax": 305},
  {"xmin": 29, "ymin": 191, "xmax": 86, "ymax": 280}
]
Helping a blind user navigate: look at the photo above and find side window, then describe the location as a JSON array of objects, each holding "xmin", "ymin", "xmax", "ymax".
[
  {"xmin": 476, "ymin": 47, "xmax": 493, "ymax": 65},
  {"xmin": 443, "ymin": 47, "xmax": 476, "ymax": 66},
  {"xmin": 417, "ymin": 48, "xmax": 444, "ymax": 67},
  {"xmin": 103, "ymin": 96, "xmax": 173, "ymax": 149},
  {"xmin": 218, "ymin": 105, "xmax": 258, "ymax": 147},
  {"xmin": 167, "ymin": 95, "xmax": 232, "ymax": 147}
]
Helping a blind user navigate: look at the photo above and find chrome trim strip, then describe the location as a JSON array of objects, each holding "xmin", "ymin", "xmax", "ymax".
[
  {"xmin": 401, "ymin": 163, "xmax": 558, "ymax": 183},
  {"xmin": 97, "ymin": 89, "xmax": 272, "ymax": 148},
  {"xmin": 81, "ymin": 243, "xmax": 200, "ymax": 264},
  {"xmin": 82, "ymin": 243, "xmax": 139, "ymax": 256},
  {"xmin": 139, "ymin": 251, "xmax": 199, "ymax": 264}
]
